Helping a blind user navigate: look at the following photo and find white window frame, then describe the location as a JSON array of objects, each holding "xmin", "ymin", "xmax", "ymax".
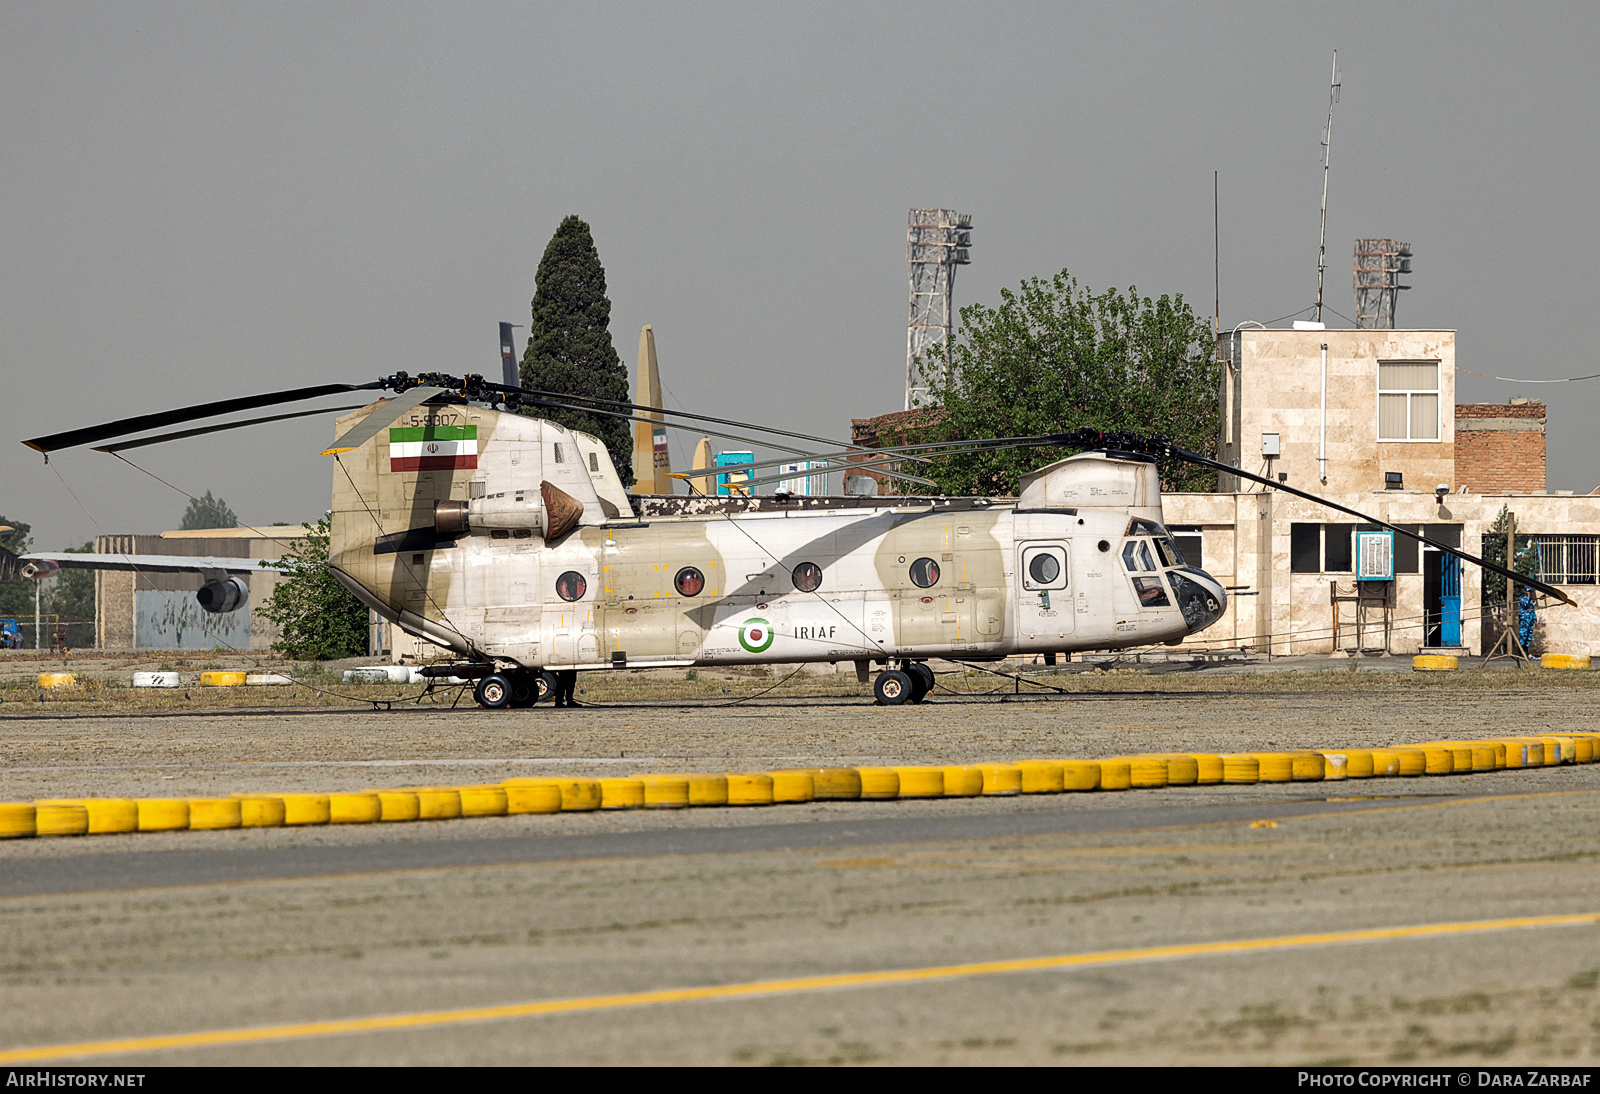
[{"xmin": 1376, "ymin": 360, "xmax": 1441, "ymax": 443}]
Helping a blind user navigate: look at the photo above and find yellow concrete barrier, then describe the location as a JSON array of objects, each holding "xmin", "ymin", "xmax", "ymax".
[
  {"xmin": 1287, "ymin": 751, "xmax": 1326, "ymax": 781},
  {"xmin": 597, "ymin": 778, "xmax": 644, "ymax": 810},
  {"xmin": 33, "ymin": 802, "xmax": 88, "ymax": 837},
  {"xmin": 1367, "ymin": 749, "xmax": 1401, "ymax": 777},
  {"xmin": 42, "ymin": 798, "xmax": 138, "ymax": 834},
  {"xmin": 1098, "ymin": 760, "xmax": 1132, "ymax": 791},
  {"xmin": 893, "ymin": 766, "xmax": 944, "ymax": 799},
  {"xmin": 1250, "ymin": 753, "xmax": 1294, "ymax": 783},
  {"xmin": 136, "ymin": 798, "xmax": 189, "ymax": 832},
  {"xmin": 1142, "ymin": 754, "xmax": 1199, "ymax": 786},
  {"xmin": 767, "ymin": 771, "xmax": 815, "ymax": 803},
  {"xmin": 1187, "ymin": 754, "xmax": 1225, "ymax": 785},
  {"xmin": 328, "ymin": 792, "xmax": 382, "ymax": 824},
  {"xmin": 1540, "ymin": 653, "xmax": 1591, "ymax": 670},
  {"xmin": 199, "ymin": 671, "xmax": 246, "ymax": 687},
  {"xmin": 504, "ymin": 777, "xmax": 601, "ymax": 812},
  {"xmin": 187, "ymin": 798, "xmax": 242, "ymax": 830},
  {"xmin": 939, "ymin": 766, "xmax": 983, "ymax": 797},
  {"xmin": 502, "ymin": 782, "xmax": 560, "ymax": 814},
  {"xmin": 725, "ymin": 773, "xmax": 774, "ymax": 806},
  {"xmin": 403, "ymin": 788, "xmax": 460, "ymax": 820},
  {"xmin": 36, "ymin": 673, "xmax": 76, "ymax": 689},
  {"xmin": 237, "ymin": 796, "xmax": 287, "ymax": 827},
  {"xmin": 280, "ymin": 793, "xmax": 332, "ymax": 825},
  {"xmin": 635, "ymin": 774, "xmax": 689, "ymax": 809},
  {"xmin": 1393, "ymin": 748, "xmax": 1428, "ymax": 777},
  {"xmin": 1412, "ymin": 654, "xmax": 1458, "ymax": 671},
  {"xmin": 456, "ymin": 785, "xmax": 509, "ymax": 816},
  {"xmin": 1220, "ymin": 754, "xmax": 1259, "ymax": 784},
  {"xmin": 0, "ymin": 803, "xmax": 35, "ymax": 839},
  {"xmin": 683, "ymin": 774, "xmax": 728, "ymax": 806},
  {"xmin": 1106, "ymin": 757, "xmax": 1168, "ymax": 789},
  {"xmin": 808, "ymin": 768, "xmax": 862, "ymax": 800},
  {"xmin": 855, "ymin": 767, "xmax": 900, "ymax": 800},
  {"xmin": 973, "ymin": 763, "xmax": 1022, "ymax": 796},
  {"xmin": 1014, "ymin": 760, "xmax": 1064, "ymax": 794},
  {"xmin": 1061, "ymin": 760, "xmax": 1102, "ymax": 791},
  {"xmin": 1318, "ymin": 752, "xmax": 1350, "ymax": 781}
]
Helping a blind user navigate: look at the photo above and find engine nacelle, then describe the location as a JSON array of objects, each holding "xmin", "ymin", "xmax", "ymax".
[
  {"xmin": 434, "ymin": 481, "xmax": 585, "ymax": 542},
  {"xmin": 196, "ymin": 577, "xmax": 249, "ymax": 614}
]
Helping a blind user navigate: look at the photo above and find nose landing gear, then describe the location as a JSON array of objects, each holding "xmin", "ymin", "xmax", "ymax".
[{"xmin": 873, "ymin": 661, "xmax": 935, "ymax": 705}]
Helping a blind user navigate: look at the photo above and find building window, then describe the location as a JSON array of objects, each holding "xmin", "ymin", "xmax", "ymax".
[
  {"xmin": 1289, "ymin": 522, "xmax": 1355, "ymax": 573},
  {"xmin": 1378, "ymin": 361, "xmax": 1440, "ymax": 441},
  {"xmin": 1526, "ymin": 535, "xmax": 1599, "ymax": 585},
  {"xmin": 1168, "ymin": 526, "xmax": 1203, "ymax": 569}
]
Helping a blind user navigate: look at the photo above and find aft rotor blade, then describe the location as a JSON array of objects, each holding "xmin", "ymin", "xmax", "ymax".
[
  {"xmin": 1162, "ymin": 442, "xmax": 1576, "ymax": 608},
  {"xmin": 322, "ymin": 387, "xmax": 447, "ymax": 455},
  {"xmin": 91, "ymin": 405, "xmax": 368, "ymax": 453},
  {"xmin": 737, "ymin": 461, "xmax": 938, "ymax": 490},
  {"xmin": 23, "ymin": 383, "xmax": 379, "ymax": 455}
]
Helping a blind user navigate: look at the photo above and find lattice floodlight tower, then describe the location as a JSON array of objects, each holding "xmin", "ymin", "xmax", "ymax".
[
  {"xmin": 905, "ymin": 209, "xmax": 973, "ymax": 409},
  {"xmin": 1354, "ymin": 238, "xmax": 1413, "ymax": 329}
]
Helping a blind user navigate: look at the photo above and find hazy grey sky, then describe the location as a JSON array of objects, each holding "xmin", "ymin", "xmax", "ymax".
[{"xmin": 4, "ymin": 2, "xmax": 1596, "ymax": 550}]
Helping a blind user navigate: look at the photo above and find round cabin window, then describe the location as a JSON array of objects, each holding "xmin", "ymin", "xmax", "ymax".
[
  {"xmin": 675, "ymin": 566, "xmax": 705, "ymax": 597},
  {"xmin": 555, "ymin": 571, "xmax": 587, "ymax": 602},
  {"xmin": 791, "ymin": 561, "xmax": 822, "ymax": 593},
  {"xmin": 1028, "ymin": 552, "xmax": 1061, "ymax": 586},
  {"xmin": 909, "ymin": 557, "xmax": 941, "ymax": 588}
]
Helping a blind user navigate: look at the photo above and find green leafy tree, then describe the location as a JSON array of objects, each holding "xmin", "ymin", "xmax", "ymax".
[
  {"xmin": 44, "ymin": 542, "xmax": 97, "ymax": 647},
  {"xmin": 255, "ymin": 516, "xmax": 369, "ymax": 660},
  {"xmin": 1481, "ymin": 504, "xmax": 1543, "ymax": 652},
  {"xmin": 520, "ymin": 215, "xmax": 633, "ymax": 484},
  {"xmin": 916, "ymin": 271, "xmax": 1221, "ymax": 495},
  {"xmin": 180, "ymin": 491, "xmax": 238, "ymax": 530},
  {"xmin": 0, "ymin": 517, "xmax": 34, "ymax": 619}
]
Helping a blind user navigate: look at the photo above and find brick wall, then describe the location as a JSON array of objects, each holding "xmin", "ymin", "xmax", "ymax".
[
  {"xmin": 1454, "ymin": 402, "xmax": 1546, "ymax": 494},
  {"xmin": 848, "ymin": 408, "xmax": 944, "ymax": 494}
]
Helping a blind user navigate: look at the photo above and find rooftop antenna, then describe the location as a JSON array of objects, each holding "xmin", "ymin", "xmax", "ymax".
[{"xmin": 1314, "ymin": 50, "xmax": 1341, "ymax": 324}]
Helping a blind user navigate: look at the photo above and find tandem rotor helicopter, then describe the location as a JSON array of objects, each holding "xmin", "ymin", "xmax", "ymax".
[{"xmin": 20, "ymin": 368, "xmax": 1572, "ymax": 708}]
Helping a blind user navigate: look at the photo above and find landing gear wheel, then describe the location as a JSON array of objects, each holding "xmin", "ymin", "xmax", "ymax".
[
  {"xmin": 507, "ymin": 669, "xmax": 537, "ymax": 708},
  {"xmin": 906, "ymin": 662, "xmax": 935, "ymax": 703},
  {"xmin": 533, "ymin": 670, "xmax": 558, "ymax": 704},
  {"xmin": 474, "ymin": 673, "xmax": 513, "ymax": 710},
  {"xmin": 874, "ymin": 669, "xmax": 914, "ymax": 706}
]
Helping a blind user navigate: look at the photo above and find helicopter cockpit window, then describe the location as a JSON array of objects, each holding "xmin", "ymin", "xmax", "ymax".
[
  {"xmin": 1152, "ymin": 536, "xmax": 1183, "ymax": 568},
  {"xmin": 1121, "ymin": 540, "xmax": 1157, "ymax": 572},
  {"xmin": 909, "ymin": 557, "xmax": 941, "ymax": 588},
  {"xmin": 1131, "ymin": 575, "xmax": 1171, "ymax": 608},
  {"xmin": 555, "ymin": 571, "xmax": 587, "ymax": 602},
  {"xmin": 674, "ymin": 567, "xmax": 705, "ymax": 597},
  {"xmin": 792, "ymin": 561, "xmax": 823, "ymax": 593},
  {"xmin": 1127, "ymin": 518, "xmax": 1165, "ymax": 537}
]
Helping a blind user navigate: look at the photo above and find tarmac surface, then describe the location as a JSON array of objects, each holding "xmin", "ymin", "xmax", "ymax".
[{"xmin": 3, "ymin": 675, "xmax": 1600, "ymax": 1065}]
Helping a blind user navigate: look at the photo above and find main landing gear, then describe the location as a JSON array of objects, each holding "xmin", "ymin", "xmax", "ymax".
[
  {"xmin": 472, "ymin": 668, "xmax": 574, "ymax": 710},
  {"xmin": 873, "ymin": 661, "xmax": 935, "ymax": 706}
]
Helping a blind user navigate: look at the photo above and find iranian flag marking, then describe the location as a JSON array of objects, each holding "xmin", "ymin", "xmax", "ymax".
[{"xmin": 389, "ymin": 424, "xmax": 478, "ymax": 472}]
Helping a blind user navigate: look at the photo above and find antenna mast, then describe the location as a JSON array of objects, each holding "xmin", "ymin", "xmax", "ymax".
[{"xmin": 1314, "ymin": 51, "xmax": 1341, "ymax": 324}]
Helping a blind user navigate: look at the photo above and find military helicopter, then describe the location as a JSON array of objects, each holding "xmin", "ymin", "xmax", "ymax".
[{"xmin": 21, "ymin": 372, "xmax": 1571, "ymax": 707}]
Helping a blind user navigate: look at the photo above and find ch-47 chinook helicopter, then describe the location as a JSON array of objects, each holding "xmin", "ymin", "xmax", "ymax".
[{"xmin": 22, "ymin": 372, "xmax": 1572, "ymax": 708}]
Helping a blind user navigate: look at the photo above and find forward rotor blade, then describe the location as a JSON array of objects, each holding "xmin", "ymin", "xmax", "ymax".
[
  {"xmin": 91, "ymin": 405, "xmax": 367, "ymax": 453},
  {"xmin": 487, "ymin": 382, "xmax": 932, "ymax": 464},
  {"xmin": 519, "ymin": 395, "xmax": 815, "ymax": 459},
  {"xmin": 322, "ymin": 387, "xmax": 447, "ymax": 455},
  {"xmin": 737, "ymin": 461, "xmax": 938, "ymax": 490},
  {"xmin": 24, "ymin": 383, "xmax": 378, "ymax": 455}
]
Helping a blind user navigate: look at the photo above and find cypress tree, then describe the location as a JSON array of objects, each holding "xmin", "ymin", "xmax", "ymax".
[{"xmin": 520, "ymin": 216, "xmax": 633, "ymax": 485}]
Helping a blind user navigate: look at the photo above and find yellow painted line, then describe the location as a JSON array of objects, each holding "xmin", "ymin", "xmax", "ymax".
[{"xmin": 3, "ymin": 911, "xmax": 1596, "ymax": 1064}]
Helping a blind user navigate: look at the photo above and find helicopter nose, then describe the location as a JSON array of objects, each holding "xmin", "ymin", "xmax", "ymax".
[{"xmin": 1167, "ymin": 569, "xmax": 1228, "ymax": 634}]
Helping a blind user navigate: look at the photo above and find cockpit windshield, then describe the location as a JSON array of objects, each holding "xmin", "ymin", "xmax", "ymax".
[{"xmin": 1124, "ymin": 519, "xmax": 1185, "ymax": 570}]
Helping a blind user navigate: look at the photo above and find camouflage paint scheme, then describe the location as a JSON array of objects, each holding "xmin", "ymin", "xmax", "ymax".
[{"xmin": 328, "ymin": 403, "xmax": 1228, "ymax": 671}]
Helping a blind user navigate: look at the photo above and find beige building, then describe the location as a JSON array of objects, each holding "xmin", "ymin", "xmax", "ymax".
[{"xmin": 1167, "ymin": 326, "xmax": 1592, "ymax": 657}]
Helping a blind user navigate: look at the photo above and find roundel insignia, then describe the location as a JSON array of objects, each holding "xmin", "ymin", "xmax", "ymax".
[{"xmin": 738, "ymin": 617, "xmax": 775, "ymax": 653}]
